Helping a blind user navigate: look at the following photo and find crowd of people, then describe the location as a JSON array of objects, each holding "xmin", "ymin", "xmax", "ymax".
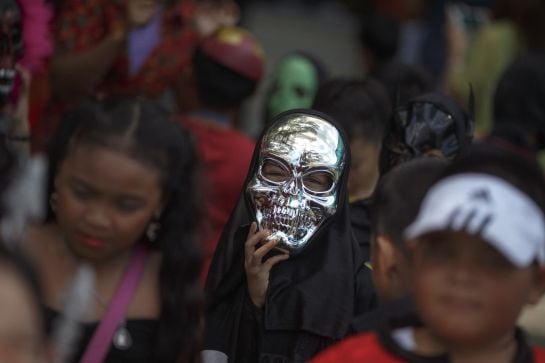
[{"xmin": 0, "ymin": 0, "xmax": 545, "ymax": 362}]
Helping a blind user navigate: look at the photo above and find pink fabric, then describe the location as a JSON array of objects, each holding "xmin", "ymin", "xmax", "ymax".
[
  {"xmin": 17, "ymin": 0, "xmax": 53, "ymax": 73},
  {"xmin": 80, "ymin": 245, "xmax": 150, "ymax": 363}
]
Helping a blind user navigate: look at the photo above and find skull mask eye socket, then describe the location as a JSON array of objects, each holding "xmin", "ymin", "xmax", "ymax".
[
  {"xmin": 302, "ymin": 169, "xmax": 335, "ymax": 193},
  {"xmin": 260, "ymin": 158, "xmax": 335, "ymax": 193},
  {"xmin": 260, "ymin": 158, "xmax": 291, "ymax": 184}
]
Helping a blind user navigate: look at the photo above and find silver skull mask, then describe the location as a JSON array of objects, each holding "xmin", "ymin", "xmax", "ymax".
[{"xmin": 246, "ymin": 112, "xmax": 346, "ymax": 255}]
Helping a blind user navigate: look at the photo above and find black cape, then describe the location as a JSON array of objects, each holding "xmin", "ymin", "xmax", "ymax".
[
  {"xmin": 204, "ymin": 109, "xmax": 376, "ymax": 362},
  {"xmin": 349, "ymin": 198, "xmax": 372, "ymax": 261}
]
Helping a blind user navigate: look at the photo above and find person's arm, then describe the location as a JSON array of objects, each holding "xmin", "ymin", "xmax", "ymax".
[
  {"xmin": 49, "ymin": 30, "xmax": 125, "ymax": 101},
  {"xmin": 50, "ymin": 0, "xmax": 161, "ymax": 101},
  {"xmin": 244, "ymin": 222, "xmax": 289, "ymax": 308}
]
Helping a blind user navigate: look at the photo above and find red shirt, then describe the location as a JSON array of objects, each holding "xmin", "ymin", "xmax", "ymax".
[
  {"xmin": 182, "ymin": 116, "xmax": 255, "ymax": 278},
  {"xmin": 312, "ymin": 330, "xmax": 545, "ymax": 363},
  {"xmin": 312, "ymin": 333, "xmax": 405, "ymax": 363}
]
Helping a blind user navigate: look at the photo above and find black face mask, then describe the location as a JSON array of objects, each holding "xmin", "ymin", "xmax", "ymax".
[{"xmin": 401, "ymin": 102, "xmax": 460, "ymax": 158}]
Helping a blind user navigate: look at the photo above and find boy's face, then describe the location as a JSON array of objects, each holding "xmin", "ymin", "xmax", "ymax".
[
  {"xmin": 349, "ymin": 137, "xmax": 381, "ymax": 201},
  {"xmin": 409, "ymin": 231, "xmax": 545, "ymax": 346}
]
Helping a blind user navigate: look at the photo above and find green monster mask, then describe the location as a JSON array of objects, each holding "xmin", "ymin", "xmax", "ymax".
[{"xmin": 267, "ymin": 55, "xmax": 319, "ymax": 119}]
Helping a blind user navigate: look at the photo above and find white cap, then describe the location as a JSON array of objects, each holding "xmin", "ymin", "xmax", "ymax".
[{"xmin": 405, "ymin": 173, "xmax": 545, "ymax": 267}]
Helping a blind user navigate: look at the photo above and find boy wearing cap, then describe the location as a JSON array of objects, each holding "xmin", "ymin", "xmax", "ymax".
[{"xmin": 312, "ymin": 147, "xmax": 545, "ymax": 363}]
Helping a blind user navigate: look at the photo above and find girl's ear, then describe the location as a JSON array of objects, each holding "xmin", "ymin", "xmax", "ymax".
[{"xmin": 527, "ymin": 266, "xmax": 545, "ymax": 305}]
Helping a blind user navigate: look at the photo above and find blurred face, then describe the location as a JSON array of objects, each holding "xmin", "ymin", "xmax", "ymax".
[
  {"xmin": 409, "ymin": 231, "xmax": 545, "ymax": 346},
  {"xmin": 54, "ymin": 143, "xmax": 164, "ymax": 263},
  {"xmin": 348, "ymin": 137, "xmax": 381, "ymax": 201},
  {"xmin": 0, "ymin": 265, "xmax": 47, "ymax": 363}
]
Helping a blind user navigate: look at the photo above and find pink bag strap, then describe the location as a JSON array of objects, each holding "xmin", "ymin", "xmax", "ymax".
[{"xmin": 81, "ymin": 244, "xmax": 150, "ymax": 363}]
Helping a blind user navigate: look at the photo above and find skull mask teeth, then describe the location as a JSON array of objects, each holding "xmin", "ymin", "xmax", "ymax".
[
  {"xmin": 259, "ymin": 193, "xmax": 323, "ymax": 241},
  {"xmin": 247, "ymin": 112, "xmax": 345, "ymax": 255}
]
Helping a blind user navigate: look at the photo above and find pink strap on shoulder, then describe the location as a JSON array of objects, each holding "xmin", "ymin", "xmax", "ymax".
[{"xmin": 80, "ymin": 244, "xmax": 150, "ymax": 363}]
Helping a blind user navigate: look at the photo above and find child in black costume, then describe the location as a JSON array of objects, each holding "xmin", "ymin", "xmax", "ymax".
[{"xmin": 203, "ymin": 109, "xmax": 376, "ymax": 363}]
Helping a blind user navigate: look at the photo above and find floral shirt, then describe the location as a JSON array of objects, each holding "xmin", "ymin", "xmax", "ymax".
[{"xmin": 55, "ymin": 0, "xmax": 198, "ymax": 96}]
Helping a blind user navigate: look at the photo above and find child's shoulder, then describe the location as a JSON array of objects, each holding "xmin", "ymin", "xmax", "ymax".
[{"xmin": 311, "ymin": 332, "xmax": 406, "ymax": 363}]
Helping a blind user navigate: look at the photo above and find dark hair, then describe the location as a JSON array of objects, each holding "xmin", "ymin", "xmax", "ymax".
[
  {"xmin": 371, "ymin": 157, "xmax": 448, "ymax": 248},
  {"xmin": 46, "ymin": 97, "xmax": 204, "ymax": 363},
  {"xmin": 359, "ymin": 13, "xmax": 399, "ymax": 64},
  {"xmin": 439, "ymin": 142, "xmax": 545, "ymax": 217},
  {"xmin": 0, "ymin": 137, "xmax": 16, "ymax": 216},
  {"xmin": 312, "ymin": 78, "xmax": 391, "ymax": 145},
  {"xmin": 491, "ymin": 0, "xmax": 515, "ymax": 20},
  {"xmin": 487, "ymin": 123, "xmax": 539, "ymax": 160},
  {"xmin": 494, "ymin": 52, "xmax": 545, "ymax": 150},
  {"xmin": 374, "ymin": 62, "xmax": 435, "ymax": 107},
  {"xmin": 513, "ymin": 0, "xmax": 545, "ymax": 51},
  {"xmin": 492, "ymin": 0, "xmax": 545, "ymax": 50},
  {"xmin": 193, "ymin": 47, "xmax": 257, "ymax": 109}
]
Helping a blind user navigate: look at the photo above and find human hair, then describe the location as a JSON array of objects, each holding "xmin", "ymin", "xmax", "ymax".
[
  {"xmin": 312, "ymin": 78, "xmax": 391, "ymax": 145},
  {"xmin": 492, "ymin": 0, "xmax": 545, "ymax": 50},
  {"xmin": 512, "ymin": 0, "xmax": 545, "ymax": 51},
  {"xmin": 46, "ymin": 97, "xmax": 204, "ymax": 363},
  {"xmin": 193, "ymin": 46, "xmax": 257, "ymax": 109},
  {"xmin": 0, "ymin": 137, "xmax": 16, "ymax": 217},
  {"xmin": 493, "ymin": 52, "xmax": 545, "ymax": 150},
  {"xmin": 359, "ymin": 12, "xmax": 399, "ymax": 64},
  {"xmin": 374, "ymin": 62, "xmax": 435, "ymax": 107},
  {"xmin": 370, "ymin": 157, "xmax": 448, "ymax": 248},
  {"xmin": 487, "ymin": 123, "xmax": 539, "ymax": 160},
  {"xmin": 439, "ymin": 142, "xmax": 545, "ymax": 217}
]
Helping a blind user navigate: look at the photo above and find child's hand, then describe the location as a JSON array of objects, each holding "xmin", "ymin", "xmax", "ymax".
[{"xmin": 244, "ymin": 222, "xmax": 289, "ymax": 308}]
